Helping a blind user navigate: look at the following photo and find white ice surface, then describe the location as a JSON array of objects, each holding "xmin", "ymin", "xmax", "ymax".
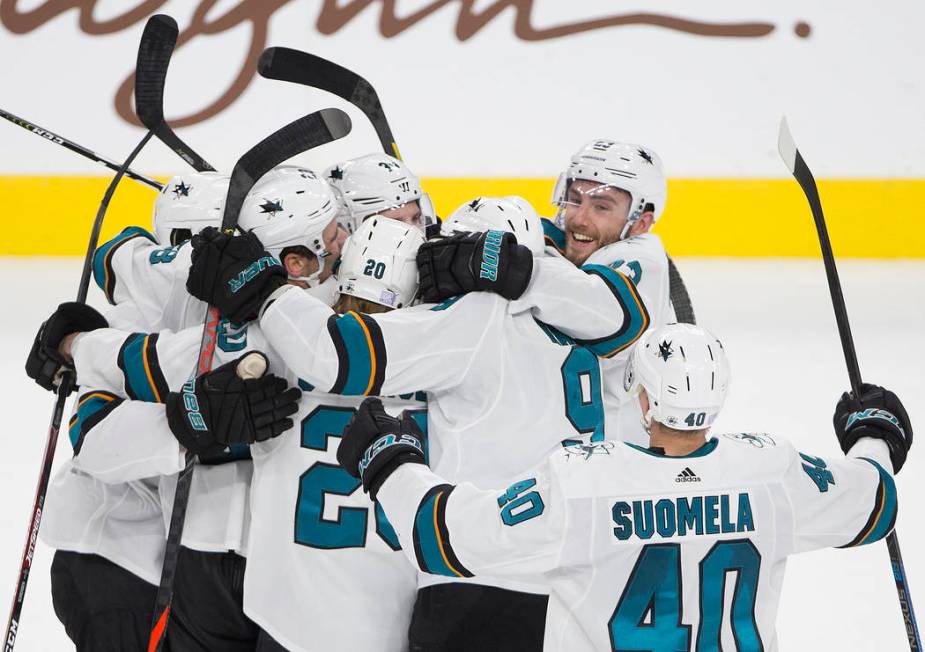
[{"xmin": 0, "ymin": 257, "xmax": 922, "ymax": 651}]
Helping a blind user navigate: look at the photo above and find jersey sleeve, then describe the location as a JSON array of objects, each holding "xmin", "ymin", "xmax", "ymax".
[
  {"xmin": 70, "ymin": 326, "xmax": 201, "ymax": 400},
  {"xmin": 782, "ymin": 438, "xmax": 897, "ymax": 554},
  {"xmin": 92, "ymin": 227, "xmax": 191, "ymax": 325},
  {"xmin": 67, "ymin": 389, "xmax": 185, "ymax": 483},
  {"xmin": 259, "ymin": 287, "xmax": 492, "ymax": 396},
  {"xmin": 376, "ymin": 460, "xmax": 566, "ymax": 578},
  {"xmin": 510, "ymin": 253, "xmax": 650, "ymax": 358}
]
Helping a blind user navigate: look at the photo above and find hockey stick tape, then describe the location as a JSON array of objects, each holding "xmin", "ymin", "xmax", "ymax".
[{"xmin": 236, "ymin": 351, "xmax": 268, "ymax": 380}]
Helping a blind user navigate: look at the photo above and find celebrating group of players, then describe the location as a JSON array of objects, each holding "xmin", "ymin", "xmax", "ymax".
[{"xmin": 25, "ymin": 137, "xmax": 913, "ymax": 651}]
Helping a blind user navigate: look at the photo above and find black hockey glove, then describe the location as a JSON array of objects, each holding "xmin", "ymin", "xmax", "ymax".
[
  {"xmin": 833, "ymin": 383, "xmax": 912, "ymax": 473},
  {"xmin": 166, "ymin": 352, "xmax": 301, "ymax": 457},
  {"xmin": 25, "ymin": 302, "xmax": 108, "ymax": 393},
  {"xmin": 416, "ymin": 230, "xmax": 533, "ymax": 304},
  {"xmin": 337, "ymin": 397, "xmax": 426, "ymax": 500},
  {"xmin": 187, "ymin": 227, "xmax": 287, "ymax": 323}
]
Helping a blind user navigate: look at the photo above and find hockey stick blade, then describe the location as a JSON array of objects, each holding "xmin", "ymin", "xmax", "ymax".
[
  {"xmin": 258, "ymin": 47, "xmax": 400, "ymax": 160},
  {"xmin": 777, "ymin": 116, "xmax": 922, "ymax": 651},
  {"xmin": 136, "ymin": 14, "xmax": 215, "ymax": 172},
  {"xmin": 221, "ymin": 107, "xmax": 351, "ymax": 232},
  {"xmin": 0, "ymin": 107, "xmax": 161, "ymax": 190}
]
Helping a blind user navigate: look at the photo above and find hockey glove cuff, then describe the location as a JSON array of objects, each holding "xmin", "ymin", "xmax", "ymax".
[
  {"xmin": 834, "ymin": 383, "xmax": 913, "ymax": 473},
  {"xmin": 26, "ymin": 302, "xmax": 108, "ymax": 393}
]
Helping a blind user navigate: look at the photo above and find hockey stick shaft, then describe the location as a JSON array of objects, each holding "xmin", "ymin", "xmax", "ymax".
[
  {"xmin": 3, "ymin": 130, "xmax": 154, "ymax": 651},
  {"xmin": 778, "ymin": 117, "xmax": 921, "ymax": 650},
  {"xmin": 0, "ymin": 107, "xmax": 162, "ymax": 190}
]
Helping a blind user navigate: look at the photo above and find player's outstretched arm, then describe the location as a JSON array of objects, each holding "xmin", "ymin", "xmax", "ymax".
[
  {"xmin": 339, "ymin": 398, "xmax": 565, "ymax": 577},
  {"xmin": 785, "ymin": 384, "xmax": 911, "ymax": 553},
  {"xmin": 511, "ymin": 253, "xmax": 650, "ymax": 358}
]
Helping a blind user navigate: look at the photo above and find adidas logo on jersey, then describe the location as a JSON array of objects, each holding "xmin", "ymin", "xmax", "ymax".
[{"xmin": 675, "ymin": 467, "xmax": 701, "ymax": 483}]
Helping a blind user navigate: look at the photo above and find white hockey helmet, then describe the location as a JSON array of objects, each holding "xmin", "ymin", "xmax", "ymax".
[
  {"xmin": 442, "ymin": 196, "xmax": 545, "ymax": 255},
  {"xmin": 336, "ymin": 215, "xmax": 425, "ymax": 309},
  {"xmin": 324, "ymin": 154, "xmax": 436, "ymax": 234},
  {"xmin": 237, "ymin": 165, "xmax": 339, "ymax": 262},
  {"xmin": 152, "ymin": 172, "xmax": 229, "ymax": 245},
  {"xmin": 625, "ymin": 323, "xmax": 730, "ymax": 432},
  {"xmin": 553, "ymin": 140, "xmax": 667, "ymax": 238}
]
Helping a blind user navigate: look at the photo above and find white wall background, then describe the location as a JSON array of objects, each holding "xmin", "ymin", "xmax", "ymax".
[{"xmin": 1, "ymin": 1, "xmax": 924, "ymax": 178}]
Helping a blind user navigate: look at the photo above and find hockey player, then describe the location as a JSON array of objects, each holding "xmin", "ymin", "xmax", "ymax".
[
  {"xmin": 29, "ymin": 165, "xmax": 339, "ymax": 649},
  {"xmin": 184, "ymin": 196, "xmax": 651, "ymax": 651},
  {"xmin": 39, "ymin": 217, "xmax": 428, "ymax": 652},
  {"xmin": 338, "ymin": 322, "xmax": 912, "ymax": 652},
  {"xmin": 325, "ymin": 153, "xmax": 436, "ymax": 233},
  {"xmin": 547, "ymin": 140, "xmax": 679, "ymax": 443},
  {"xmin": 25, "ymin": 170, "xmax": 230, "ymax": 650}
]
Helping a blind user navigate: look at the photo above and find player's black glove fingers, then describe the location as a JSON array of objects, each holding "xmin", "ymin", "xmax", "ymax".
[
  {"xmin": 417, "ymin": 237, "xmax": 468, "ymax": 303},
  {"xmin": 337, "ymin": 398, "xmax": 425, "ymax": 500},
  {"xmin": 187, "ymin": 229, "xmax": 287, "ymax": 322},
  {"xmin": 834, "ymin": 383, "xmax": 913, "ymax": 473},
  {"xmin": 166, "ymin": 354, "xmax": 301, "ymax": 453},
  {"xmin": 26, "ymin": 302, "xmax": 108, "ymax": 393}
]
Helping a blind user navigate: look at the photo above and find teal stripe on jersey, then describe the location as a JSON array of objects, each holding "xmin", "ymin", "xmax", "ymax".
[
  {"xmin": 92, "ymin": 226, "xmax": 155, "ymax": 304},
  {"xmin": 67, "ymin": 392, "xmax": 120, "ymax": 453},
  {"xmin": 331, "ymin": 313, "xmax": 375, "ymax": 396},
  {"xmin": 541, "ymin": 218, "xmax": 566, "ymax": 253},
  {"xmin": 118, "ymin": 333, "xmax": 158, "ymax": 402},
  {"xmin": 858, "ymin": 458, "xmax": 898, "ymax": 546},
  {"xmin": 578, "ymin": 264, "xmax": 650, "ymax": 358},
  {"xmin": 413, "ymin": 489, "xmax": 463, "ymax": 578}
]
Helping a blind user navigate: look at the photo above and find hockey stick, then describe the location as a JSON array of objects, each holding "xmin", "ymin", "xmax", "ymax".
[
  {"xmin": 147, "ymin": 107, "xmax": 351, "ymax": 652},
  {"xmin": 136, "ymin": 15, "xmax": 215, "ymax": 172},
  {"xmin": 0, "ymin": 107, "xmax": 162, "ymax": 190},
  {"xmin": 667, "ymin": 257, "xmax": 696, "ymax": 324},
  {"xmin": 778, "ymin": 117, "xmax": 921, "ymax": 651},
  {"xmin": 258, "ymin": 47, "xmax": 401, "ymax": 160},
  {"xmin": 3, "ymin": 131, "xmax": 154, "ymax": 651}
]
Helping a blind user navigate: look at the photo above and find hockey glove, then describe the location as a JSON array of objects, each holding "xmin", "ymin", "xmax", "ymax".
[
  {"xmin": 166, "ymin": 352, "xmax": 301, "ymax": 457},
  {"xmin": 25, "ymin": 302, "xmax": 108, "ymax": 393},
  {"xmin": 337, "ymin": 397, "xmax": 426, "ymax": 500},
  {"xmin": 834, "ymin": 383, "xmax": 913, "ymax": 473},
  {"xmin": 416, "ymin": 230, "xmax": 533, "ymax": 304},
  {"xmin": 187, "ymin": 227, "xmax": 287, "ymax": 323}
]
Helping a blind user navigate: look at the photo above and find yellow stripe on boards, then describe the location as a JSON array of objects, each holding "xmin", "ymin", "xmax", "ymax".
[{"xmin": 2, "ymin": 175, "xmax": 924, "ymax": 257}]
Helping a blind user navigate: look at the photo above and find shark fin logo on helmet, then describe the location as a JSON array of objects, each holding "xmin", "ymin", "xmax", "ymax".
[
  {"xmin": 172, "ymin": 181, "xmax": 191, "ymax": 198},
  {"xmin": 259, "ymin": 199, "xmax": 283, "ymax": 216},
  {"xmin": 637, "ymin": 148, "xmax": 654, "ymax": 164},
  {"xmin": 657, "ymin": 340, "xmax": 674, "ymax": 362}
]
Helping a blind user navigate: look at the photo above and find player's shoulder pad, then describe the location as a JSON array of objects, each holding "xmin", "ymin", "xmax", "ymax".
[{"xmin": 92, "ymin": 226, "xmax": 157, "ymax": 304}]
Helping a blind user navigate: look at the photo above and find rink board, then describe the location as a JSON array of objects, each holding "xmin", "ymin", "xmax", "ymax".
[{"xmin": 1, "ymin": 176, "xmax": 923, "ymax": 258}]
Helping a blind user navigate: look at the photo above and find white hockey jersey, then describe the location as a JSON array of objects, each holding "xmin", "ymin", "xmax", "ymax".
[
  {"xmin": 41, "ymin": 301, "xmax": 168, "ymax": 583},
  {"xmin": 544, "ymin": 219, "xmax": 677, "ymax": 444},
  {"xmin": 244, "ymin": 389, "xmax": 425, "ymax": 652},
  {"xmin": 258, "ymin": 258, "xmax": 649, "ymax": 595},
  {"xmin": 377, "ymin": 434, "xmax": 898, "ymax": 652}
]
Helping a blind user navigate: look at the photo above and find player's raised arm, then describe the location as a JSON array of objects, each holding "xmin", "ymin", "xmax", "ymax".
[
  {"xmin": 337, "ymin": 398, "xmax": 566, "ymax": 577},
  {"xmin": 784, "ymin": 384, "xmax": 912, "ymax": 553}
]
